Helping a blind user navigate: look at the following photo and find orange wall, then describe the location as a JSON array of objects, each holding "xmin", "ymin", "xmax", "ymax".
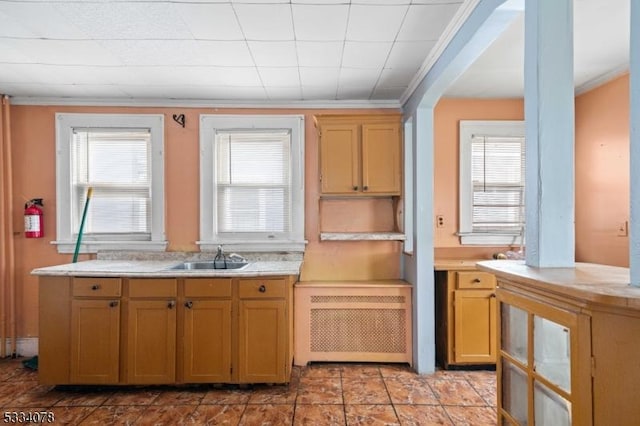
[
  {"xmin": 433, "ymin": 98, "xmax": 525, "ymax": 252},
  {"xmin": 575, "ymin": 74, "xmax": 630, "ymax": 267},
  {"xmin": 9, "ymin": 105, "xmax": 402, "ymax": 338}
]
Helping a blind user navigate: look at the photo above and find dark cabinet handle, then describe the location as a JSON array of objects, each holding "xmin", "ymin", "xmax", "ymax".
[
  {"xmin": 109, "ymin": 301, "xmax": 118, "ymax": 307},
  {"xmin": 472, "ymin": 278, "xmax": 481, "ymax": 283},
  {"xmin": 91, "ymin": 284, "xmax": 101, "ymax": 290},
  {"xmin": 259, "ymin": 285, "xmax": 266, "ymax": 293},
  {"xmin": 490, "ymin": 294, "xmax": 496, "ymax": 298},
  {"xmin": 168, "ymin": 301, "xmax": 176, "ymax": 309},
  {"xmin": 185, "ymin": 301, "xmax": 193, "ymax": 309},
  {"xmin": 353, "ymin": 186, "xmax": 358, "ymax": 191},
  {"xmin": 363, "ymin": 186, "xmax": 368, "ymax": 191}
]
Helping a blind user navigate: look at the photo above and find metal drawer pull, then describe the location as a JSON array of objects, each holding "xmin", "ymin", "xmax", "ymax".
[
  {"xmin": 185, "ymin": 301, "xmax": 193, "ymax": 309},
  {"xmin": 168, "ymin": 300, "xmax": 176, "ymax": 309},
  {"xmin": 472, "ymin": 278, "xmax": 481, "ymax": 283},
  {"xmin": 109, "ymin": 301, "xmax": 118, "ymax": 307},
  {"xmin": 353, "ymin": 186, "xmax": 358, "ymax": 191},
  {"xmin": 259, "ymin": 285, "xmax": 266, "ymax": 293},
  {"xmin": 91, "ymin": 284, "xmax": 101, "ymax": 290}
]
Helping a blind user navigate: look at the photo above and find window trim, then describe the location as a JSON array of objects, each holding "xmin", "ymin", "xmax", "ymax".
[
  {"xmin": 198, "ymin": 114, "xmax": 305, "ymax": 252},
  {"xmin": 459, "ymin": 120, "xmax": 525, "ymax": 246},
  {"xmin": 54, "ymin": 113, "xmax": 166, "ymax": 253}
]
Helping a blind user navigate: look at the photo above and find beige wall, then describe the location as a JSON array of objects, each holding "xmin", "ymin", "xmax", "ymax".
[
  {"xmin": 9, "ymin": 105, "xmax": 402, "ymax": 337},
  {"xmin": 432, "ymin": 97, "xmax": 525, "ymax": 256},
  {"xmin": 575, "ymin": 74, "xmax": 630, "ymax": 267}
]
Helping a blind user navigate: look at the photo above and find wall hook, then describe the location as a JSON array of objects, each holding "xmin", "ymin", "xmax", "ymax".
[{"xmin": 172, "ymin": 114, "xmax": 185, "ymax": 128}]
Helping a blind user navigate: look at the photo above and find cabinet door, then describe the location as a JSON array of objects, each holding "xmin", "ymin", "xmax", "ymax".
[
  {"xmin": 182, "ymin": 300, "xmax": 232, "ymax": 383},
  {"xmin": 361, "ymin": 122, "xmax": 401, "ymax": 195},
  {"xmin": 319, "ymin": 124, "xmax": 360, "ymax": 194},
  {"xmin": 453, "ymin": 289, "xmax": 496, "ymax": 363},
  {"xmin": 70, "ymin": 299, "xmax": 120, "ymax": 384},
  {"xmin": 238, "ymin": 299, "xmax": 286, "ymax": 383},
  {"xmin": 126, "ymin": 299, "xmax": 176, "ymax": 384}
]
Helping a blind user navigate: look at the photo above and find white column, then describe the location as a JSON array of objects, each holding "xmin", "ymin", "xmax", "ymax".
[
  {"xmin": 524, "ymin": 0, "xmax": 575, "ymax": 267},
  {"xmin": 630, "ymin": 0, "xmax": 640, "ymax": 286}
]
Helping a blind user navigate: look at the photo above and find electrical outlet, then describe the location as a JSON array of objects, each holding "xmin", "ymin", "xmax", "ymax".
[
  {"xmin": 617, "ymin": 221, "xmax": 629, "ymax": 237},
  {"xmin": 436, "ymin": 215, "xmax": 445, "ymax": 228}
]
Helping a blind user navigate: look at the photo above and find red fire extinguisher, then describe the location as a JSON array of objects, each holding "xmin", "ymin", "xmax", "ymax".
[{"xmin": 24, "ymin": 198, "xmax": 44, "ymax": 238}]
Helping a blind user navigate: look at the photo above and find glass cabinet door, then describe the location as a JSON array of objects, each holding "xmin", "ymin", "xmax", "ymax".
[
  {"xmin": 501, "ymin": 303, "xmax": 528, "ymax": 365},
  {"xmin": 534, "ymin": 380, "xmax": 572, "ymax": 426},
  {"xmin": 533, "ymin": 315, "xmax": 571, "ymax": 392}
]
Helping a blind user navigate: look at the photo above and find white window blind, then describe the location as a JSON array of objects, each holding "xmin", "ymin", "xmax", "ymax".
[
  {"xmin": 71, "ymin": 129, "xmax": 151, "ymax": 239},
  {"xmin": 471, "ymin": 135, "xmax": 525, "ymax": 233},
  {"xmin": 215, "ymin": 130, "xmax": 291, "ymax": 235}
]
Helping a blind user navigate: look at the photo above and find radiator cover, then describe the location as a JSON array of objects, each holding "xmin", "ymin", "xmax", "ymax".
[{"xmin": 294, "ymin": 281, "xmax": 412, "ymax": 366}]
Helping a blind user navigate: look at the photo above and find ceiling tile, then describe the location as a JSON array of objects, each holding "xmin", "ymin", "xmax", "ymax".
[
  {"xmin": 205, "ymin": 86, "xmax": 269, "ymax": 100},
  {"xmin": 346, "ymin": 5, "xmax": 408, "ymax": 42},
  {"xmin": 292, "ymin": 0, "xmax": 345, "ymax": 3},
  {"xmin": 371, "ymin": 86, "xmax": 406, "ymax": 100},
  {"xmin": 101, "ymin": 40, "xmax": 254, "ymax": 67},
  {"xmin": 0, "ymin": 2, "xmax": 87, "ymax": 39},
  {"xmin": 234, "ymin": 4, "xmax": 294, "ymax": 41},
  {"xmin": 338, "ymin": 68, "xmax": 381, "ymax": 89},
  {"xmin": 342, "ymin": 42, "xmax": 392, "ymax": 68},
  {"xmin": 258, "ymin": 67, "xmax": 300, "ymax": 87},
  {"xmin": 410, "ymin": 0, "xmax": 462, "ymax": 4},
  {"xmin": 397, "ymin": 4, "xmax": 462, "ymax": 41},
  {"xmin": 292, "ymin": 5, "xmax": 349, "ymax": 41},
  {"xmin": 175, "ymin": 3, "xmax": 244, "ymax": 40},
  {"xmin": 299, "ymin": 67, "xmax": 340, "ymax": 87},
  {"xmin": 232, "ymin": 0, "xmax": 289, "ymax": 3},
  {"xmin": 53, "ymin": 2, "xmax": 192, "ymax": 40},
  {"xmin": 8, "ymin": 39, "xmax": 123, "ymax": 66},
  {"xmin": 385, "ymin": 40, "xmax": 435, "ymax": 70},
  {"xmin": 265, "ymin": 86, "xmax": 303, "ymax": 100},
  {"xmin": 377, "ymin": 68, "xmax": 417, "ymax": 87},
  {"xmin": 301, "ymin": 86, "xmax": 338, "ymax": 100},
  {"xmin": 0, "ymin": 40, "xmax": 33, "ymax": 63},
  {"xmin": 248, "ymin": 41, "xmax": 298, "ymax": 67},
  {"xmin": 296, "ymin": 41, "xmax": 343, "ymax": 67},
  {"xmin": 336, "ymin": 86, "xmax": 374, "ymax": 100},
  {"xmin": 129, "ymin": 66, "xmax": 262, "ymax": 87},
  {"xmin": 0, "ymin": 82, "xmax": 68, "ymax": 98},
  {"xmin": 0, "ymin": 64, "xmax": 39, "ymax": 84}
]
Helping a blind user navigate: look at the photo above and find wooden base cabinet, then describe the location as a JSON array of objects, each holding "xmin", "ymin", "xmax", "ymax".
[
  {"xmin": 38, "ymin": 275, "xmax": 295, "ymax": 386},
  {"xmin": 435, "ymin": 265, "xmax": 497, "ymax": 368}
]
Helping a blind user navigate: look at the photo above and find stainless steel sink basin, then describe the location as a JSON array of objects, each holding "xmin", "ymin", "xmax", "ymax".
[{"xmin": 168, "ymin": 260, "xmax": 249, "ymax": 270}]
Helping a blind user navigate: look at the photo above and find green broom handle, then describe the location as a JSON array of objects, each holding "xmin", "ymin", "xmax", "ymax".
[{"xmin": 72, "ymin": 187, "xmax": 93, "ymax": 263}]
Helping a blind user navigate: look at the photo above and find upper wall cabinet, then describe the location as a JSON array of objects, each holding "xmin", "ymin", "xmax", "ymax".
[{"xmin": 316, "ymin": 114, "xmax": 402, "ymax": 196}]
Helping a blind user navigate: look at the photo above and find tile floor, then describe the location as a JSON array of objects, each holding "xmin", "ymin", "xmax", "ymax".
[{"xmin": 0, "ymin": 358, "xmax": 497, "ymax": 425}]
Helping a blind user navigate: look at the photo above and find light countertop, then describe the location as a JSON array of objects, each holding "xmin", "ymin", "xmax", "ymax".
[
  {"xmin": 477, "ymin": 260, "xmax": 640, "ymax": 310},
  {"xmin": 31, "ymin": 259, "xmax": 302, "ymax": 278},
  {"xmin": 434, "ymin": 259, "xmax": 486, "ymax": 271}
]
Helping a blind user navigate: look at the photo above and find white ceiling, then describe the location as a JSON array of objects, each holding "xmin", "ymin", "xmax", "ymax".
[{"xmin": 0, "ymin": 0, "xmax": 631, "ymax": 105}]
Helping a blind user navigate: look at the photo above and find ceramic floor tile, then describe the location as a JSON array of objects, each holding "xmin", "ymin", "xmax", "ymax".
[
  {"xmin": 345, "ymin": 404, "xmax": 400, "ymax": 425},
  {"xmin": 48, "ymin": 406, "xmax": 97, "ymax": 425},
  {"xmin": 296, "ymin": 378, "xmax": 342, "ymax": 405},
  {"xmin": 78, "ymin": 405, "xmax": 146, "ymax": 425},
  {"xmin": 294, "ymin": 404, "xmax": 346, "ymax": 426},
  {"xmin": 342, "ymin": 377, "xmax": 390, "ymax": 405},
  {"xmin": 248, "ymin": 383, "xmax": 297, "ymax": 404},
  {"xmin": 201, "ymin": 388, "xmax": 252, "ymax": 405},
  {"xmin": 238, "ymin": 404, "xmax": 294, "ymax": 425},
  {"xmin": 394, "ymin": 404, "xmax": 454, "ymax": 425},
  {"xmin": 136, "ymin": 405, "xmax": 197, "ymax": 425},
  {"xmin": 53, "ymin": 389, "xmax": 113, "ymax": 407},
  {"xmin": 379, "ymin": 364, "xmax": 418, "ymax": 379},
  {"xmin": 467, "ymin": 379, "xmax": 497, "ymax": 407},
  {"xmin": 188, "ymin": 404, "xmax": 245, "ymax": 425},
  {"xmin": 104, "ymin": 389, "xmax": 161, "ymax": 406},
  {"xmin": 0, "ymin": 381, "xmax": 43, "ymax": 407},
  {"xmin": 384, "ymin": 377, "xmax": 439, "ymax": 405},
  {"xmin": 300, "ymin": 364, "xmax": 342, "ymax": 378},
  {"xmin": 10, "ymin": 384, "xmax": 63, "ymax": 408},
  {"xmin": 428, "ymin": 379, "xmax": 487, "ymax": 406},
  {"xmin": 340, "ymin": 365, "xmax": 381, "ymax": 378},
  {"xmin": 444, "ymin": 406, "xmax": 497, "ymax": 426},
  {"xmin": 152, "ymin": 388, "xmax": 205, "ymax": 406}
]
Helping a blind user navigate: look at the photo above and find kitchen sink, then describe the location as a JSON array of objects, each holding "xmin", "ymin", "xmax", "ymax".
[{"xmin": 167, "ymin": 260, "xmax": 249, "ymax": 270}]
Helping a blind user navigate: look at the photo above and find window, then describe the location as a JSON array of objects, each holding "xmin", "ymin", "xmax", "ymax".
[
  {"xmin": 459, "ymin": 120, "xmax": 525, "ymax": 245},
  {"xmin": 199, "ymin": 115, "xmax": 305, "ymax": 252},
  {"xmin": 55, "ymin": 113, "xmax": 166, "ymax": 253}
]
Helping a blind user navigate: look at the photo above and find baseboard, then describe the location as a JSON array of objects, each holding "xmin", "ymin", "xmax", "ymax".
[{"xmin": 2, "ymin": 338, "xmax": 38, "ymax": 358}]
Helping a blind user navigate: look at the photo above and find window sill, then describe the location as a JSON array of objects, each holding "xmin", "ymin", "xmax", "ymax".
[
  {"xmin": 52, "ymin": 240, "xmax": 168, "ymax": 254},
  {"xmin": 197, "ymin": 240, "xmax": 307, "ymax": 253},
  {"xmin": 458, "ymin": 233, "xmax": 524, "ymax": 246}
]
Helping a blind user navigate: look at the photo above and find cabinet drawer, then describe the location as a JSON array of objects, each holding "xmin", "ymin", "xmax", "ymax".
[
  {"xmin": 239, "ymin": 278, "xmax": 286, "ymax": 299},
  {"xmin": 73, "ymin": 278, "xmax": 121, "ymax": 297},
  {"xmin": 456, "ymin": 272, "xmax": 496, "ymax": 290},
  {"xmin": 128, "ymin": 279, "xmax": 177, "ymax": 298},
  {"xmin": 184, "ymin": 278, "xmax": 232, "ymax": 298}
]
